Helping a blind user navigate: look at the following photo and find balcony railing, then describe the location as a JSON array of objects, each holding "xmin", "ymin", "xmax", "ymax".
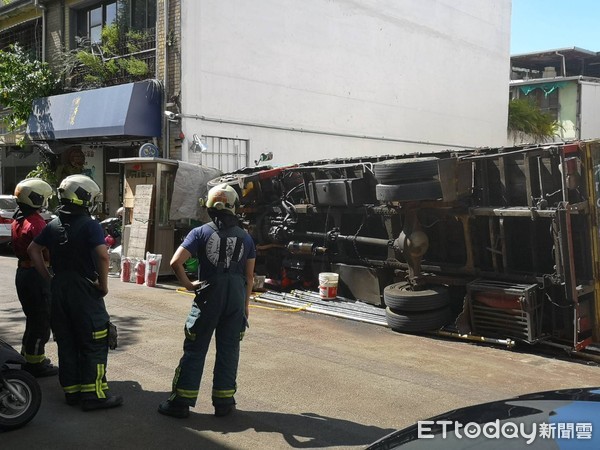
[
  {"xmin": 0, "ymin": 19, "xmax": 42, "ymax": 61},
  {"xmin": 67, "ymin": 28, "xmax": 156, "ymax": 90}
]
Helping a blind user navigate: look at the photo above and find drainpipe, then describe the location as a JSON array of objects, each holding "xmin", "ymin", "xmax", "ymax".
[
  {"xmin": 555, "ymin": 51, "xmax": 567, "ymax": 77},
  {"xmin": 162, "ymin": 0, "xmax": 170, "ymax": 159},
  {"xmin": 33, "ymin": 0, "xmax": 46, "ymax": 62}
]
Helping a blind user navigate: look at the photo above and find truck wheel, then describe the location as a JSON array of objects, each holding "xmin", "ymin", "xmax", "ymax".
[
  {"xmin": 207, "ymin": 173, "xmax": 246, "ymax": 189},
  {"xmin": 207, "ymin": 173, "xmax": 257, "ymax": 203},
  {"xmin": 376, "ymin": 180, "xmax": 442, "ymax": 202},
  {"xmin": 385, "ymin": 306, "xmax": 453, "ymax": 333},
  {"xmin": 373, "ymin": 157, "xmax": 439, "ymax": 184},
  {"xmin": 384, "ymin": 282, "xmax": 449, "ymax": 311}
]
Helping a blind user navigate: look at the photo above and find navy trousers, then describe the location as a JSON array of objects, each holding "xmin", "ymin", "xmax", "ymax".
[{"xmin": 170, "ymin": 273, "xmax": 247, "ymax": 407}]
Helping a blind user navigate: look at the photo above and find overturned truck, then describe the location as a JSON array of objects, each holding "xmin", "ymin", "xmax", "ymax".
[{"xmin": 210, "ymin": 140, "xmax": 600, "ymax": 354}]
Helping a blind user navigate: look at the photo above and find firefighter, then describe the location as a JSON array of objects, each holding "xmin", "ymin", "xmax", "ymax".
[
  {"xmin": 28, "ymin": 174, "xmax": 123, "ymax": 411},
  {"xmin": 11, "ymin": 178, "xmax": 57, "ymax": 377},
  {"xmin": 159, "ymin": 183, "xmax": 256, "ymax": 418}
]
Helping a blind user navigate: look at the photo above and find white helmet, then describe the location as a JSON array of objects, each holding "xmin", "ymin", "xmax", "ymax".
[
  {"xmin": 14, "ymin": 178, "xmax": 53, "ymax": 209},
  {"xmin": 206, "ymin": 183, "xmax": 239, "ymax": 215},
  {"xmin": 58, "ymin": 174, "xmax": 101, "ymax": 209}
]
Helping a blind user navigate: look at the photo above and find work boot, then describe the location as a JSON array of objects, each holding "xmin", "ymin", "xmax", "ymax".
[
  {"xmin": 158, "ymin": 399, "xmax": 190, "ymax": 418},
  {"xmin": 214, "ymin": 403, "xmax": 236, "ymax": 417},
  {"xmin": 65, "ymin": 392, "xmax": 81, "ymax": 406},
  {"xmin": 81, "ymin": 394, "xmax": 124, "ymax": 412},
  {"xmin": 24, "ymin": 359, "xmax": 58, "ymax": 378}
]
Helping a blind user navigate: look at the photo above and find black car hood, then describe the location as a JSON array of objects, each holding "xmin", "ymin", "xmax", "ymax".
[{"xmin": 368, "ymin": 387, "xmax": 600, "ymax": 449}]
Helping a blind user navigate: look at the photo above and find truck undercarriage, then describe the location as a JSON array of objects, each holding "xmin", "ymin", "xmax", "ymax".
[{"xmin": 209, "ymin": 140, "xmax": 600, "ymax": 353}]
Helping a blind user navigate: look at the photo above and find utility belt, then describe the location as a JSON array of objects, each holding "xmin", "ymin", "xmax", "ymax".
[{"xmin": 18, "ymin": 260, "xmax": 50, "ymax": 269}]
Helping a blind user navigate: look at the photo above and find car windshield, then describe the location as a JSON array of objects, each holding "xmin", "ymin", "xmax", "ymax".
[{"xmin": 0, "ymin": 197, "xmax": 17, "ymax": 210}]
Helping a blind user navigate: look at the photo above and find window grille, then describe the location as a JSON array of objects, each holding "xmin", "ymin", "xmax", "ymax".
[{"xmin": 190, "ymin": 136, "xmax": 249, "ymax": 172}]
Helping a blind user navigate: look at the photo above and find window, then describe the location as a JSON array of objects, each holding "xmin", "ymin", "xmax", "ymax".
[
  {"xmin": 77, "ymin": 2, "xmax": 118, "ymax": 43},
  {"xmin": 519, "ymin": 83, "xmax": 563, "ymax": 122},
  {"xmin": 130, "ymin": 0, "xmax": 156, "ymax": 31},
  {"xmin": 76, "ymin": 0, "xmax": 156, "ymax": 43},
  {"xmin": 526, "ymin": 89, "xmax": 560, "ymax": 121}
]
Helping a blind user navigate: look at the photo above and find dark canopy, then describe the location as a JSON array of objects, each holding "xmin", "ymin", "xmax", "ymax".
[{"xmin": 27, "ymin": 80, "xmax": 162, "ymax": 140}]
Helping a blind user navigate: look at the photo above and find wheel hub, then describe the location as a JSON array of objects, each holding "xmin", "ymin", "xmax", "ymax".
[{"xmin": 0, "ymin": 381, "xmax": 30, "ymax": 418}]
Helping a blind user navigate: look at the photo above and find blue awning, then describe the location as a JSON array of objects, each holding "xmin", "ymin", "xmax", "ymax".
[{"xmin": 26, "ymin": 80, "xmax": 162, "ymax": 140}]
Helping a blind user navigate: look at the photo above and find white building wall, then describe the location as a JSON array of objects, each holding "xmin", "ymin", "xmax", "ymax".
[
  {"xmin": 580, "ymin": 82, "xmax": 600, "ymax": 140},
  {"xmin": 180, "ymin": 0, "xmax": 511, "ymax": 167}
]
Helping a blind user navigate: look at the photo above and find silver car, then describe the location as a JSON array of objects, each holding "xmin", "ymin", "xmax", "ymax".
[
  {"xmin": 0, "ymin": 195, "xmax": 55, "ymax": 248},
  {"xmin": 0, "ymin": 195, "xmax": 17, "ymax": 247}
]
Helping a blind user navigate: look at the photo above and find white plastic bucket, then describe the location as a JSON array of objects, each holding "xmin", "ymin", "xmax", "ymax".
[{"xmin": 319, "ymin": 272, "xmax": 339, "ymax": 300}]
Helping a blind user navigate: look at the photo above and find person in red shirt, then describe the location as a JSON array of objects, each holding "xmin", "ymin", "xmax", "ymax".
[{"xmin": 12, "ymin": 178, "xmax": 57, "ymax": 377}]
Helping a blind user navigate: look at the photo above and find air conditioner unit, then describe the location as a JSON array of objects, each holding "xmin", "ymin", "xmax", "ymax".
[{"xmin": 543, "ymin": 66, "xmax": 557, "ymax": 78}]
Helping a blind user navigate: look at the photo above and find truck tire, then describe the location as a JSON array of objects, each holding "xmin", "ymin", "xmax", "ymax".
[
  {"xmin": 376, "ymin": 180, "xmax": 442, "ymax": 202},
  {"xmin": 373, "ymin": 157, "xmax": 439, "ymax": 184},
  {"xmin": 207, "ymin": 173, "xmax": 245, "ymax": 189},
  {"xmin": 385, "ymin": 306, "xmax": 453, "ymax": 333},
  {"xmin": 384, "ymin": 282, "xmax": 449, "ymax": 311},
  {"xmin": 207, "ymin": 173, "xmax": 254, "ymax": 202}
]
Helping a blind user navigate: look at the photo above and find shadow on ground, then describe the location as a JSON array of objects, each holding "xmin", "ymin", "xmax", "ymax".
[
  {"xmin": 107, "ymin": 314, "xmax": 144, "ymax": 349},
  {"xmin": 2, "ymin": 312, "xmax": 144, "ymax": 350},
  {"xmin": 115, "ymin": 380, "xmax": 394, "ymax": 448},
  {"xmin": 2, "ymin": 379, "xmax": 394, "ymax": 449}
]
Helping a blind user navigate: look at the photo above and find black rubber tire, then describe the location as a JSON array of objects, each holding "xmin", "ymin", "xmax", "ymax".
[
  {"xmin": 385, "ymin": 306, "xmax": 453, "ymax": 333},
  {"xmin": 373, "ymin": 157, "xmax": 439, "ymax": 184},
  {"xmin": 384, "ymin": 282, "xmax": 449, "ymax": 311},
  {"xmin": 207, "ymin": 173, "xmax": 257, "ymax": 204},
  {"xmin": 376, "ymin": 180, "xmax": 442, "ymax": 202},
  {"xmin": 0, "ymin": 369, "xmax": 42, "ymax": 431},
  {"xmin": 207, "ymin": 173, "xmax": 247, "ymax": 190}
]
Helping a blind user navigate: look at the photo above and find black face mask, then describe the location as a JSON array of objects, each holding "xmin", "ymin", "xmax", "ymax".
[
  {"xmin": 57, "ymin": 203, "xmax": 89, "ymax": 216},
  {"xmin": 208, "ymin": 209, "xmax": 239, "ymax": 230},
  {"xmin": 13, "ymin": 204, "xmax": 39, "ymax": 221}
]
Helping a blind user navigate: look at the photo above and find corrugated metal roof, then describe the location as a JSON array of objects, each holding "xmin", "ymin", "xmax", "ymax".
[{"xmin": 511, "ymin": 47, "xmax": 600, "ymax": 78}]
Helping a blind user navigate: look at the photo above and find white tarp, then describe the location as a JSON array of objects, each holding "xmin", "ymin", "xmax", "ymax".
[{"xmin": 169, "ymin": 161, "xmax": 221, "ymax": 222}]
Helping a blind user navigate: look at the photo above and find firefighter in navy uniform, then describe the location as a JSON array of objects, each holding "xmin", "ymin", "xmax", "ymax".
[
  {"xmin": 28, "ymin": 174, "xmax": 123, "ymax": 411},
  {"xmin": 11, "ymin": 178, "xmax": 58, "ymax": 377},
  {"xmin": 159, "ymin": 183, "xmax": 256, "ymax": 418}
]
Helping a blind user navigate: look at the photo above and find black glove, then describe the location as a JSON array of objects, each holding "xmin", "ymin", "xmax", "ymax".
[{"xmin": 108, "ymin": 321, "xmax": 118, "ymax": 350}]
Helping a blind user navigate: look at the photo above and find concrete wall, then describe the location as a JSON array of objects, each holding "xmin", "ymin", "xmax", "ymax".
[
  {"xmin": 157, "ymin": 0, "xmax": 183, "ymax": 160},
  {"xmin": 180, "ymin": 0, "xmax": 511, "ymax": 167}
]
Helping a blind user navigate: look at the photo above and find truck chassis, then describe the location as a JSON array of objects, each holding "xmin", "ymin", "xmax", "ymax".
[{"xmin": 210, "ymin": 141, "xmax": 600, "ymax": 352}]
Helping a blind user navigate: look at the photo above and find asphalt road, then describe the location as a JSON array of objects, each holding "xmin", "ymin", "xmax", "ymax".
[{"xmin": 1, "ymin": 251, "xmax": 600, "ymax": 449}]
